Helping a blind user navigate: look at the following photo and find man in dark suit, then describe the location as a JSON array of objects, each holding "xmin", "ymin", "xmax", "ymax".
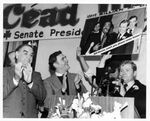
[
  {"xmin": 3, "ymin": 44, "xmax": 46, "ymax": 118},
  {"xmin": 128, "ymin": 16, "xmax": 143, "ymax": 54},
  {"xmin": 81, "ymin": 22, "xmax": 101, "ymax": 54},
  {"xmin": 115, "ymin": 60, "xmax": 146, "ymax": 118},
  {"xmin": 43, "ymin": 50, "xmax": 87, "ymax": 117},
  {"xmin": 111, "ymin": 20, "xmax": 133, "ymax": 55},
  {"xmin": 88, "ymin": 21, "xmax": 115, "ymax": 54},
  {"xmin": 76, "ymin": 47, "xmax": 121, "ymax": 96}
]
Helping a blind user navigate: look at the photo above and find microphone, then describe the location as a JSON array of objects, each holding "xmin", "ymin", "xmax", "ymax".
[
  {"xmin": 85, "ymin": 42, "xmax": 94, "ymax": 55},
  {"xmin": 91, "ymin": 75, "xmax": 97, "ymax": 90},
  {"xmin": 91, "ymin": 75, "xmax": 96, "ymax": 96}
]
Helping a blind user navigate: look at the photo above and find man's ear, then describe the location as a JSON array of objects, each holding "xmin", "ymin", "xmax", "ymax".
[{"xmin": 53, "ymin": 62, "xmax": 58, "ymax": 69}]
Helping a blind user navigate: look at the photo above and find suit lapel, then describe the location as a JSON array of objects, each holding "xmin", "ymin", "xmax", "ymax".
[
  {"xmin": 125, "ymin": 83, "xmax": 136, "ymax": 96},
  {"xmin": 50, "ymin": 73, "xmax": 76, "ymax": 95},
  {"xmin": 67, "ymin": 73, "xmax": 72, "ymax": 94},
  {"xmin": 8, "ymin": 66, "xmax": 15, "ymax": 79},
  {"xmin": 51, "ymin": 74, "xmax": 62, "ymax": 91}
]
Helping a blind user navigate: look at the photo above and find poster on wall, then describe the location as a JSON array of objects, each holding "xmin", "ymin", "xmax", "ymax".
[{"xmin": 80, "ymin": 5, "xmax": 146, "ymax": 56}]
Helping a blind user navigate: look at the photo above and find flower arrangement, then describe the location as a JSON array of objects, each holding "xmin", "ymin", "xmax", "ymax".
[
  {"xmin": 71, "ymin": 92, "xmax": 102, "ymax": 118},
  {"xmin": 48, "ymin": 97, "xmax": 74, "ymax": 118},
  {"xmin": 48, "ymin": 92, "xmax": 128, "ymax": 119}
]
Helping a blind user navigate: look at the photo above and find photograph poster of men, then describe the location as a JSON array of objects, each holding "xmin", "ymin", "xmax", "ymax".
[
  {"xmin": 2, "ymin": 3, "xmax": 148, "ymax": 119},
  {"xmin": 80, "ymin": 6, "xmax": 146, "ymax": 56}
]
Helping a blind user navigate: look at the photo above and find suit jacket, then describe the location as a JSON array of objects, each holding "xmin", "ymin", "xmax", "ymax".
[
  {"xmin": 3, "ymin": 66, "xmax": 46, "ymax": 118},
  {"xmin": 82, "ymin": 32, "xmax": 101, "ymax": 54},
  {"xmin": 111, "ymin": 32, "xmax": 133, "ymax": 55},
  {"xmin": 103, "ymin": 32, "xmax": 118, "ymax": 47},
  {"xmin": 44, "ymin": 72, "xmax": 87, "ymax": 109},
  {"xmin": 132, "ymin": 27, "xmax": 143, "ymax": 35},
  {"xmin": 124, "ymin": 80, "xmax": 146, "ymax": 118},
  {"xmin": 89, "ymin": 32, "xmax": 119, "ymax": 54},
  {"xmin": 113, "ymin": 80, "xmax": 146, "ymax": 118}
]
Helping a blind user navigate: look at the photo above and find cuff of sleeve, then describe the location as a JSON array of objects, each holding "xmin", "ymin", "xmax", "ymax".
[
  {"xmin": 84, "ymin": 68, "xmax": 94, "ymax": 78},
  {"xmin": 76, "ymin": 85, "xmax": 81, "ymax": 92},
  {"xmin": 61, "ymin": 90, "xmax": 66, "ymax": 95},
  {"xmin": 13, "ymin": 77, "xmax": 19, "ymax": 86},
  {"xmin": 28, "ymin": 82, "xmax": 33, "ymax": 88},
  {"xmin": 97, "ymin": 60, "xmax": 105, "ymax": 68}
]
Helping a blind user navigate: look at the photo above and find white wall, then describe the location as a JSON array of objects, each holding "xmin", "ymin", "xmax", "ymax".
[{"xmin": 133, "ymin": 34, "xmax": 146, "ymax": 85}]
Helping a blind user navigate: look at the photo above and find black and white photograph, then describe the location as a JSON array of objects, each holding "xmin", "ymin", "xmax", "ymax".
[{"xmin": 2, "ymin": 2, "xmax": 148, "ymax": 119}]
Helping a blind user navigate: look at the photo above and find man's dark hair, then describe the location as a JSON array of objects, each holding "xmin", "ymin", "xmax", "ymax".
[
  {"xmin": 119, "ymin": 19, "xmax": 129, "ymax": 27},
  {"xmin": 103, "ymin": 21, "xmax": 113, "ymax": 27},
  {"xmin": 128, "ymin": 15, "xmax": 138, "ymax": 21},
  {"xmin": 128, "ymin": 16, "xmax": 138, "ymax": 27},
  {"xmin": 103, "ymin": 21, "xmax": 114, "ymax": 34},
  {"xmin": 48, "ymin": 50, "xmax": 62, "ymax": 72}
]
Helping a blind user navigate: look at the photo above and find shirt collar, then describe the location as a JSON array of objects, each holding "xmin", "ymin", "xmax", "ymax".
[
  {"xmin": 126, "ymin": 80, "xmax": 135, "ymax": 91},
  {"xmin": 55, "ymin": 72, "xmax": 63, "ymax": 76}
]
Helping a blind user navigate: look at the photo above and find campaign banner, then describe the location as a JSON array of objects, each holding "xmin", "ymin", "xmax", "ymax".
[
  {"xmin": 3, "ymin": 4, "xmax": 87, "ymax": 42},
  {"xmin": 85, "ymin": 33, "xmax": 142, "ymax": 56}
]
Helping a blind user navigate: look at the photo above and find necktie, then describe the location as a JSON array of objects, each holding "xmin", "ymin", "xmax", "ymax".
[
  {"xmin": 58, "ymin": 76, "xmax": 63, "ymax": 84},
  {"xmin": 101, "ymin": 34, "xmax": 106, "ymax": 48},
  {"xmin": 130, "ymin": 30, "xmax": 132, "ymax": 34},
  {"xmin": 117, "ymin": 34, "xmax": 121, "ymax": 41},
  {"xmin": 123, "ymin": 83, "xmax": 128, "ymax": 92},
  {"xmin": 129, "ymin": 29, "xmax": 133, "ymax": 35},
  {"xmin": 58, "ymin": 75, "xmax": 69, "ymax": 95},
  {"xmin": 120, "ymin": 83, "xmax": 127, "ymax": 96},
  {"xmin": 102, "ymin": 34, "xmax": 106, "ymax": 41}
]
